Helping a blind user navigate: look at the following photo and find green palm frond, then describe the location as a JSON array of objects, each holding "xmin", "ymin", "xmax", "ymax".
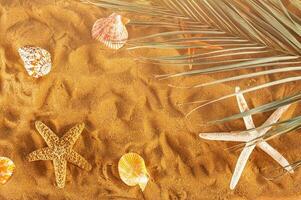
[{"xmin": 83, "ymin": 0, "xmax": 301, "ymax": 147}]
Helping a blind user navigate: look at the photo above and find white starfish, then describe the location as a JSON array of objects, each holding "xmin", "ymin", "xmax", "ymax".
[{"xmin": 199, "ymin": 87, "xmax": 294, "ymax": 190}]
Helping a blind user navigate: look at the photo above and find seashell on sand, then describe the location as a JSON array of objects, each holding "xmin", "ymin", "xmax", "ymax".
[
  {"xmin": 118, "ymin": 153, "xmax": 149, "ymax": 191},
  {"xmin": 92, "ymin": 13, "xmax": 129, "ymax": 50},
  {"xmin": 18, "ymin": 46, "xmax": 52, "ymax": 78},
  {"xmin": 0, "ymin": 157, "xmax": 15, "ymax": 185}
]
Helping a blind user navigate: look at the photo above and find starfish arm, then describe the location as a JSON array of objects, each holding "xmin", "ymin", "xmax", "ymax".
[
  {"xmin": 26, "ymin": 147, "xmax": 54, "ymax": 161},
  {"xmin": 230, "ymin": 144, "xmax": 256, "ymax": 190},
  {"xmin": 35, "ymin": 121, "xmax": 59, "ymax": 147},
  {"xmin": 258, "ymin": 105, "xmax": 291, "ymax": 136},
  {"xmin": 60, "ymin": 123, "xmax": 85, "ymax": 148},
  {"xmin": 66, "ymin": 150, "xmax": 92, "ymax": 171},
  {"xmin": 199, "ymin": 132, "xmax": 252, "ymax": 142},
  {"xmin": 258, "ymin": 141, "xmax": 294, "ymax": 173},
  {"xmin": 53, "ymin": 158, "xmax": 67, "ymax": 188},
  {"xmin": 235, "ymin": 87, "xmax": 256, "ymax": 130}
]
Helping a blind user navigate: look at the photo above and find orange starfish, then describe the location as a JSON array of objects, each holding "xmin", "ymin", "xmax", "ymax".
[{"xmin": 26, "ymin": 121, "xmax": 92, "ymax": 188}]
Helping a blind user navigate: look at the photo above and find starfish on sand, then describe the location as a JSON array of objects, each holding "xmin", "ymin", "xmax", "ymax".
[
  {"xmin": 199, "ymin": 87, "xmax": 294, "ymax": 190},
  {"xmin": 27, "ymin": 121, "xmax": 92, "ymax": 188}
]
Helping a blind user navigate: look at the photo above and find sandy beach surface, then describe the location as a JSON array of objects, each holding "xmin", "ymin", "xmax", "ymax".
[{"xmin": 0, "ymin": 0, "xmax": 301, "ymax": 199}]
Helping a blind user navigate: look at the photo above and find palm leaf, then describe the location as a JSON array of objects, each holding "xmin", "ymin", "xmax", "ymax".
[{"xmin": 83, "ymin": 0, "xmax": 301, "ymax": 144}]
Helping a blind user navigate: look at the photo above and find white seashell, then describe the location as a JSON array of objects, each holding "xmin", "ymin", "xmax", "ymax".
[
  {"xmin": 92, "ymin": 13, "xmax": 129, "ymax": 50},
  {"xmin": 18, "ymin": 46, "xmax": 52, "ymax": 78}
]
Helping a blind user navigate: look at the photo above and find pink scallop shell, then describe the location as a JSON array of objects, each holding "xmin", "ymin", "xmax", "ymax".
[{"xmin": 92, "ymin": 13, "xmax": 129, "ymax": 50}]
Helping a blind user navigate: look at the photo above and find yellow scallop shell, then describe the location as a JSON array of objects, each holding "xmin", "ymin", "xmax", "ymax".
[
  {"xmin": 118, "ymin": 153, "xmax": 149, "ymax": 191},
  {"xmin": 0, "ymin": 157, "xmax": 15, "ymax": 185}
]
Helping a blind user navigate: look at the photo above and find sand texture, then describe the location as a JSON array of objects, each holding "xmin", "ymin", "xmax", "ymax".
[{"xmin": 0, "ymin": 0, "xmax": 301, "ymax": 199}]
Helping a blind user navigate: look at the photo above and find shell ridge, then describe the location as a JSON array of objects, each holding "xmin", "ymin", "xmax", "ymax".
[{"xmin": 92, "ymin": 13, "xmax": 129, "ymax": 49}]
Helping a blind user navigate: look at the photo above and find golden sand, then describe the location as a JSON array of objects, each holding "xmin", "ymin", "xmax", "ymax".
[{"xmin": 0, "ymin": 0, "xmax": 301, "ymax": 199}]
